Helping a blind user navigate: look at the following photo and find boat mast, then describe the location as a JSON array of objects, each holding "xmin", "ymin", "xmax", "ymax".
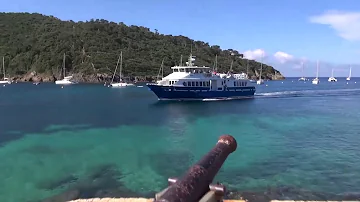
[
  {"xmin": 2, "ymin": 56, "xmax": 5, "ymax": 79},
  {"xmin": 331, "ymin": 68, "xmax": 334, "ymax": 77},
  {"xmin": 349, "ymin": 66, "xmax": 352, "ymax": 78},
  {"xmin": 63, "ymin": 53, "xmax": 66, "ymax": 78},
  {"xmin": 230, "ymin": 60, "xmax": 234, "ymax": 72},
  {"xmin": 246, "ymin": 59, "xmax": 249, "ymax": 79},
  {"xmin": 316, "ymin": 60, "xmax": 319, "ymax": 78},
  {"xmin": 111, "ymin": 52, "xmax": 121, "ymax": 84},
  {"xmin": 215, "ymin": 55, "xmax": 218, "ymax": 72},
  {"xmin": 157, "ymin": 58, "xmax": 164, "ymax": 81},
  {"xmin": 259, "ymin": 53, "xmax": 263, "ymax": 80},
  {"xmin": 119, "ymin": 51, "xmax": 123, "ymax": 82},
  {"xmin": 180, "ymin": 55, "xmax": 183, "ymax": 66},
  {"xmin": 301, "ymin": 61, "xmax": 304, "ymax": 78}
]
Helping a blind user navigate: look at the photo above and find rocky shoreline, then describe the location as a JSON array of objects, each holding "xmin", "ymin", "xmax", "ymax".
[
  {"xmin": 38, "ymin": 164, "xmax": 360, "ymax": 202},
  {"xmin": 8, "ymin": 71, "xmax": 285, "ymax": 84},
  {"xmin": 9, "ymin": 71, "xmax": 156, "ymax": 83}
]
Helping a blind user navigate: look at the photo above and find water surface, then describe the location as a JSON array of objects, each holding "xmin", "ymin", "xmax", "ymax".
[{"xmin": 0, "ymin": 78, "xmax": 360, "ymax": 201}]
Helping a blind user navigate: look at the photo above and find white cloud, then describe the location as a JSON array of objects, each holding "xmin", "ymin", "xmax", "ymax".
[
  {"xmin": 309, "ymin": 10, "xmax": 360, "ymax": 41},
  {"xmin": 273, "ymin": 51, "xmax": 294, "ymax": 64},
  {"xmin": 242, "ymin": 48, "xmax": 359, "ymax": 77},
  {"xmin": 242, "ymin": 49, "xmax": 266, "ymax": 60}
]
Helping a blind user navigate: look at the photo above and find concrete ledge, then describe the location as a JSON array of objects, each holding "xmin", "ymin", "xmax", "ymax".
[
  {"xmin": 68, "ymin": 199, "xmax": 359, "ymax": 202},
  {"xmin": 68, "ymin": 198, "xmax": 246, "ymax": 202}
]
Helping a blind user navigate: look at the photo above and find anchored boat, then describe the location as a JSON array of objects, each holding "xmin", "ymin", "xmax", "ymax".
[{"xmin": 146, "ymin": 54, "xmax": 256, "ymax": 101}]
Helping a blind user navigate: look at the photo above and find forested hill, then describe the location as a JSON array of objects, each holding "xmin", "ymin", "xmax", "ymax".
[{"xmin": 0, "ymin": 12, "xmax": 284, "ymax": 82}]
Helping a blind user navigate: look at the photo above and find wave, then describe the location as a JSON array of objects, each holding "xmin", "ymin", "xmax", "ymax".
[{"xmin": 255, "ymin": 88, "xmax": 360, "ymax": 98}]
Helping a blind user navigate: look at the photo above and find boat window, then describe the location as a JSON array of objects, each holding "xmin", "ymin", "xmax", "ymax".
[
  {"xmin": 196, "ymin": 81, "xmax": 199, "ymax": 86},
  {"xmin": 180, "ymin": 68, "xmax": 185, "ymax": 72},
  {"xmin": 192, "ymin": 81, "xmax": 195, "ymax": 86},
  {"xmin": 200, "ymin": 82, "xmax": 203, "ymax": 86},
  {"xmin": 207, "ymin": 81, "xmax": 210, "ymax": 86},
  {"xmin": 183, "ymin": 82, "xmax": 187, "ymax": 86},
  {"xmin": 234, "ymin": 81, "xmax": 236, "ymax": 86},
  {"xmin": 244, "ymin": 82, "xmax": 247, "ymax": 86},
  {"xmin": 173, "ymin": 69, "xmax": 179, "ymax": 72}
]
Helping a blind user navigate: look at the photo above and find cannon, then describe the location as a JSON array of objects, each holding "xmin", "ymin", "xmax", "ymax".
[{"xmin": 154, "ymin": 134, "xmax": 237, "ymax": 202}]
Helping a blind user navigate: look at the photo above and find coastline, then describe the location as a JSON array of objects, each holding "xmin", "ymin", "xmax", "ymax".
[{"xmin": 8, "ymin": 72, "xmax": 285, "ymax": 84}]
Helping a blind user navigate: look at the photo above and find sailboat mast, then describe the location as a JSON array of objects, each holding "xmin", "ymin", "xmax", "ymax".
[
  {"xmin": 259, "ymin": 53, "xmax": 263, "ymax": 80},
  {"xmin": 2, "ymin": 56, "xmax": 5, "ymax": 78},
  {"xmin": 349, "ymin": 66, "xmax": 352, "ymax": 78},
  {"xmin": 63, "ymin": 53, "xmax": 66, "ymax": 78},
  {"xmin": 180, "ymin": 55, "xmax": 183, "ymax": 66},
  {"xmin": 331, "ymin": 68, "xmax": 334, "ymax": 77},
  {"xmin": 215, "ymin": 55, "xmax": 218, "ymax": 72},
  {"xmin": 316, "ymin": 60, "xmax": 319, "ymax": 78},
  {"xmin": 301, "ymin": 62, "xmax": 304, "ymax": 78},
  {"xmin": 119, "ymin": 51, "xmax": 123, "ymax": 82},
  {"xmin": 111, "ymin": 53, "xmax": 121, "ymax": 84},
  {"xmin": 246, "ymin": 59, "xmax": 249, "ymax": 79},
  {"xmin": 161, "ymin": 58, "xmax": 164, "ymax": 79}
]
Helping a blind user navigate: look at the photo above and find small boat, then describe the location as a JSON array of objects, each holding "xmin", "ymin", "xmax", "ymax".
[
  {"xmin": 256, "ymin": 79, "xmax": 264, "ymax": 85},
  {"xmin": 328, "ymin": 68, "xmax": 337, "ymax": 82},
  {"xmin": 346, "ymin": 66, "xmax": 351, "ymax": 81},
  {"xmin": 109, "ymin": 51, "xmax": 134, "ymax": 87},
  {"xmin": 0, "ymin": 56, "xmax": 11, "ymax": 84},
  {"xmin": 312, "ymin": 60, "xmax": 320, "ymax": 85},
  {"xmin": 55, "ymin": 53, "xmax": 75, "ymax": 85},
  {"xmin": 146, "ymin": 53, "xmax": 256, "ymax": 101},
  {"xmin": 298, "ymin": 62, "xmax": 307, "ymax": 81},
  {"xmin": 33, "ymin": 82, "xmax": 40, "ymax": 85}
]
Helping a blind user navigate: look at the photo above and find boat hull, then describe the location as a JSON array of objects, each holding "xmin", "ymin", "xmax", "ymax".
[
  {"xmin": 55, "ymin": 80, "xmax": 75, "ymax": 85},
  {"xmin": 0, "ymin": 80, "xmax": 11, "ymax": 84},
  {"xmin": 110, "ymin": 82, "xmax": 134, "ymax": 87},
  {"xmin": 146, "ymin": 84, "xmax": 256, "ymax": 101}
]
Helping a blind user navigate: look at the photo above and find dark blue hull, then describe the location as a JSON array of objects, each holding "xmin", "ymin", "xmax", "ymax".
[{"xmin": 146, "ymin": 84, "xmax": 256, "ymax": 101}]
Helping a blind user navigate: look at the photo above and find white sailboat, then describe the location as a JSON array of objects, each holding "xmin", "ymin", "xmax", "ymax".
[
  {"xmin": 109, "ymin": 51, "xmax": 134, "ymax": 87},
  {"xmin": 312, "ymin": 60, "xmax": 320, "ymax": 85},
  {"xmin": 328, "ymin": 68, "xmax": 337, "ymax": 82},
  {"xmin": 0, "ymin": 56, "xmax": 11, "ymax": 84},
  {"xmin": 256, "ymin": 54, "xmax": 264, "ymax": 85},
  {"xmin": 298, "ymin": 62, "xmax": 307, "ymax": 81},
  {"xmin": 55, "ymin": 53, "xmax": 75, "ymax": 85},
  {"xmin": 346, "ymin": 66, "xmax": 352, "ymax": 81}
]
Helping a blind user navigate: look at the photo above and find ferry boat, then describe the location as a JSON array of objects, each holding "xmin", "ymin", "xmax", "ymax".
[{"xmin": 146, "ymin": 54, "xmax": 256, "ymax": 101}]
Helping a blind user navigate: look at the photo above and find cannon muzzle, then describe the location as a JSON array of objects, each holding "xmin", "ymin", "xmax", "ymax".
[{"xmin": 154, "ymin": 134, "xmax": 237, "ymax": 202}]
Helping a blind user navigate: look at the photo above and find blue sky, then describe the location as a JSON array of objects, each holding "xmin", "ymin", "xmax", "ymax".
[{"xmin": 1, "ymin": 0, "xmax": 360, "ymax": 77}]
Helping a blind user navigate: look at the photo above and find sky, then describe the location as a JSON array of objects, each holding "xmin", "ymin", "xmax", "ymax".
[{"xmin": 1, "ymin": 0, "xmax": 360, "ymax": 77}]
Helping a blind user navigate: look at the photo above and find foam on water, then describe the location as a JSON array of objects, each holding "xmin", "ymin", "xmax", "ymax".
[{"xmin": 255, "ymin": 88, "xmax": 360, "ymax": 98}]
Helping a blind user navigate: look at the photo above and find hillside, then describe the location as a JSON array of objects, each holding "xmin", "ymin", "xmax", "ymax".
[{"xmin": 0, "ymin": 12, "xmax": 285, "ymax": 82}]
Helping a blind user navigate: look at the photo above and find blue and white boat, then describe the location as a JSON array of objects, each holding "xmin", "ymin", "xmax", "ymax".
[{"xmin": 146, "ymin": 54, "xmax": 256, "ymax": 101}]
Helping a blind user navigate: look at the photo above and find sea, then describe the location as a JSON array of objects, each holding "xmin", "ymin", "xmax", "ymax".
[{"xmin": 0, "ymin": 78, "xmax": 360, "ymax": 202}]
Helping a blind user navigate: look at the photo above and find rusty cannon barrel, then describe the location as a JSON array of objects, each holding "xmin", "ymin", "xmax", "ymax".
[{"xmin": 154, "ymin": 134, "xmax": 237, "ymax": 202}]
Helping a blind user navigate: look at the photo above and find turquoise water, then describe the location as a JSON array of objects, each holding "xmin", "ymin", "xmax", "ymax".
[{"xmin": 1, "ymin": 78, "xmax": 360, "ymax": 201}]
